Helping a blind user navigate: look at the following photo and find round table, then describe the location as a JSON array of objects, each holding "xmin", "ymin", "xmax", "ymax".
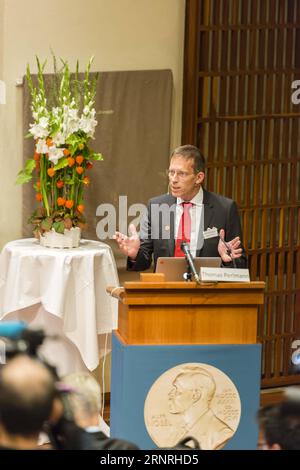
[{"xmin": 0, "ymin": 238, "xmax": 119, "ymax": 376}]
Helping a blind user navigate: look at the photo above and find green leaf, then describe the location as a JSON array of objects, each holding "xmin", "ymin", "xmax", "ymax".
[
  {"xmin": 50, "ymin": 123, "xmax": 61, "ymax": 135},
  {"xmin": 15, "ymin": 172, "xmax": 33, "ymax": 185},
  {"xmin": 90, "ymin": 153, "xmax": 103, "ymax": 161},
  {"xmin": 40, "ymin": 217, "xmax": 53, "ymax": 231},
  {"xmin": 52, "ymin": 221, "xmax": 65, "ymax": 234},
  {"xmin": 66, "ymin": 134, "xmax": 79, "ymax": 145},
  {"xmin": 54, "ymin": 157, "xmax": 68, "ymax": 170},
  {"xmin": 65, "ymin": 133, "xmax": 88, "ymax": 156},
  {"xmin": 24, "ymin": 158, "xmax": 36, "ymax": 173},
  {"xmin": 16, "ymin": 158, "xmax": 36, "ymax": 184}
]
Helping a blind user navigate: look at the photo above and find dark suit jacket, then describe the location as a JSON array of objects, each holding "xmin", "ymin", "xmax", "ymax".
[
  {"xmin": 90, "ymin": 431, "xmax": 139, "ymax": 450},
  {"xmin": 128, "ymin": 189, "xmax": 247, "ymax": 271}
]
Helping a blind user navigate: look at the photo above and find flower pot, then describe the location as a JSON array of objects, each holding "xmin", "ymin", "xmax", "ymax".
[{"xmin": 39, "ymin": 227, "xmax": 81, "ymax": 248}]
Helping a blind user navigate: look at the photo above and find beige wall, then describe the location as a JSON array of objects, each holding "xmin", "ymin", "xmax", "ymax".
[
  {"xmin": 0, "ymin": 0, "xmax": 185, "ymax": 248},
  {"xmin": 0, "ymin": 0, "xmax": 3, "ymax": 76},
  {"xmin": 0, "ymin": 0, "xmax": 4, "ymax": 244}
]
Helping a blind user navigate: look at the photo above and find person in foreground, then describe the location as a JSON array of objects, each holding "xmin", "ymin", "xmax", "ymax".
[
  {"xmin": 0, "ymin": 354, "xmax": 56, "ymax": 450},
  {"xmin": 114, "ymin": 145, "xmax": 247, "ymax": 271},
  {"xmin": 62, "ymin": 371, "xmax": 138, "ymax": 450},
  {"xmin": 257, "ymin": 388, "xmax": 300, "ymax": 450}
]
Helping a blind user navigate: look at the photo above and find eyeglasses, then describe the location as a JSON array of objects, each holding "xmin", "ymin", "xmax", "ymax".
[{"xmin": 166, "ymin": 169, "xmax": 195, "ymax": 180}]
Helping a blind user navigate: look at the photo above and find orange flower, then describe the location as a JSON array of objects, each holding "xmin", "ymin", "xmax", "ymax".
[
  {"xmin": 36, "ymin": 181, "xmax": 41, "ymax": 189},
  {"xmin": 34, "ymin": 152, "xmax": 40, "ymax": 161},
  {"xmin": 63, "ymin": 148, "xmax": 70, "ymax": 156},
  {"xmin": 86, "ymin": 162, "xmax": 93, "ymax": 170},
  {"xmin": 76, "ymin": 166, "xmax": 84, "ymax": 175},
  {"xmin": 67, "ymin": 157, "xmax": 75, "ymax": 167},
  {"xmin": 76, "ymin": 155, "xmax": 84, "ymax": 165},
  {"xmin": 56, "ymin": 180, "xmax": 64, "ymax": 188},
  {"xmin": 83, "ymin": 176, "xmax": 90, "ymax": 185},
  {"xmin": 57, "ymin": 197, "xmax": 66, "ymax": 206},
  {"xmin": 47, "ymin": 168, "xmax": 56, "ymax": 178},
  {"xmin": 46, "ymin": 138, "xmax": 53, "ymax": 147},
  {"xmin": 77, "ymin": 204, "xmax": 85, "ymax": 213},
  {"xmin": 65, "ymin": 200, "xmax": 74, "ymax": 209},
  {"xmin": 35, "ymin": 193, "xmax": 43, "ymax": 201}
]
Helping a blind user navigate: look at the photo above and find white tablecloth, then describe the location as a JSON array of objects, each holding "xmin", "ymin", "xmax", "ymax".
[{"xmin": 0, "ymin": 239, "xmax": 119, "ymax": 375}]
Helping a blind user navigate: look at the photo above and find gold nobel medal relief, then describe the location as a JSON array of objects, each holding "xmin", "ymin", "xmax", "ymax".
[{"xmin": 144, "ymin": 363, "xmax": 241, "ymax": 450}]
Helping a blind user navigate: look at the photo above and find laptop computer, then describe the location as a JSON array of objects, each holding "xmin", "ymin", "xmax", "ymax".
[{"xmin": 155, "ymin": 257, "xmax": 222, "ymax": 281}]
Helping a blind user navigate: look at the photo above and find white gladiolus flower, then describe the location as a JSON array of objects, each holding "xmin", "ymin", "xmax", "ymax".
[
  {"xmin": 68, "ymin": 108, "xmax": 78, "ymax": 119},
  {"xmin": 48, "ymin": 145, "xmax": 65, "ymax": 164},
  {"xmin": 60, "ymin": 105, "xmax": 80, "ymax": 137},
  {"xmin": 36, "ymin": 139, "xmax": 49, "ymax": 154},
  {"xmin": 79, "ymin": 115, "xmax": 97, "ymax": 137},
  {"xmin": 79, "ymin": 106, "xmax": 97, "ymax": 136},
  {"xmin": 52, "ymin": 132, "xmax": 65, "ymax": 146},
  {"xmin": 29, "ymin": 116, "xmax": 49, "ymax": 139}
]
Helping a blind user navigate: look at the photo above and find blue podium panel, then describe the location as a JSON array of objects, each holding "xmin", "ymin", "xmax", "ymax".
[{"xmin": 110, "ymin": 332, "xmax": 261, "ymax": 450}]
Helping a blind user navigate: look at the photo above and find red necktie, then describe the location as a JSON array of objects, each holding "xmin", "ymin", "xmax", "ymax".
[{"xmin": 174, "ymin": 202, "xmax": 193, "ymax": 257}]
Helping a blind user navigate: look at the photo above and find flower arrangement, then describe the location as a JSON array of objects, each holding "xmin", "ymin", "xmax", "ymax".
[{"xmin": 16, "ymin": 57, "xmax": 102, "ymax": 241}]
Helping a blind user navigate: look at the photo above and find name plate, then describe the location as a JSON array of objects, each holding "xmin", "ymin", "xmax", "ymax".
[{"xmin": 199, "ymin": 267, "xmax": 250, "ymax": 282}]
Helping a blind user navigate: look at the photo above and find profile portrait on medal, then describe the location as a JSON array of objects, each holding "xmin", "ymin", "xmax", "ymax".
[{"xmin": 144, "ymin": 363, "xmax": 241, "ymax": 450}]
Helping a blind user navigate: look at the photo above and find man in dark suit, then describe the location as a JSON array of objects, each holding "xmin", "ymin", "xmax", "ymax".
[
  {"xmin": 114, "ymin": 145, "xmax": 247, "ymax": 270},
  {"xmin": 62, "ymin": 372, "xmax": 139, "ymax": 450}
]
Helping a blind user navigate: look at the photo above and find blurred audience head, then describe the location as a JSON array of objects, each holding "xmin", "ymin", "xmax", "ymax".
[
  {"xmin": 62, "ymin": 372, "xmax": 102, "ymax": 429},
  {"xmin": 257, "ymin": 387, "xmax": 300, "ymax": 450},
  {"xmin": 0, "ymin": 354, "xmax": 56, "ymax": 449}
]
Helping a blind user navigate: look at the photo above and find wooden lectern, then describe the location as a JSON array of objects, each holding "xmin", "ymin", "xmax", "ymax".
[
  {"xmin": 109, "ymin": 280, "xmax": 265, "ymax": 345},
  {"xmin": 108, "ymin": 278, "xmax": 265, "ymax": 450}
]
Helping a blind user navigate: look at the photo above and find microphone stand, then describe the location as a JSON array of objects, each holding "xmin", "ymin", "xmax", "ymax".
[
  {"xmin": 180, "ymin": 241, "xmax": 201, "ymax": 283},
  {"xmin": 183, "ymin": 262, "xmax": 193, "ymax": 282}
]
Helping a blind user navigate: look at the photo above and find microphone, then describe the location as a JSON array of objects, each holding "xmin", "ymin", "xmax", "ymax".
[
  {"xmin": 219, "ymin": 233, "xmax": 237, "ymax": 268},
  {"xmin": 180, "ymin": 241, "xmax": 200, "ymax": 283}
]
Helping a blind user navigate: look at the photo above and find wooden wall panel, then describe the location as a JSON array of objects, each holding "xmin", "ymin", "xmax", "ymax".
[{"xmin": 183, "ymin": 0, "xmax": 300, "ymax": 387}]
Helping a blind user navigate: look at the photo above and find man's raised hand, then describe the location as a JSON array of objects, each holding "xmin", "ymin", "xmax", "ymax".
[
  {"xmin": 218, "ymin": 229, "xmax": 243, "ymax": 263},
  {"xmin": 113, "ymin": 223, "xmax": 141, "ymax": 259}
]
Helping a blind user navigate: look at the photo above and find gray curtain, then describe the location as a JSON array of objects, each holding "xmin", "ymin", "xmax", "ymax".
[{"xmin": 22, "ymin": 69, "xmax": 173, "ymax": 268}]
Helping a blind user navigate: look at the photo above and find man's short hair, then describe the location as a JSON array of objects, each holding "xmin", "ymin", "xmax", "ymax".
[
  {"xmin": 258, "ymin": 397, "xmax": 300, "ymax": 450},
  {"xmin": 171, "ymin": 145, "xmax": 205, "ymax": 173},
  {"xmin": 0, "ymin": 355, "xmax": 56, "ymax": 437},
  {"xmin": 63, "ymin": 372, "xmax": 101, "ymax": 418}
]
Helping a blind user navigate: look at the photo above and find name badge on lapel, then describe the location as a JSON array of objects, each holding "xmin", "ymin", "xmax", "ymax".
[{"xmin": 203, "ymin": 227, "xmax": 219, "ymax": 239}]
